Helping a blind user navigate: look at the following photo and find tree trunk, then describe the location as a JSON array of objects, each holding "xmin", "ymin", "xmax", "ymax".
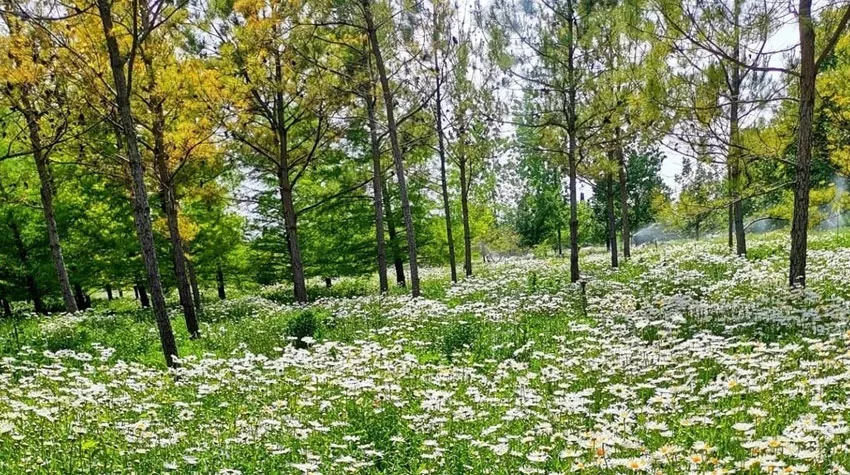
[
  {"xmin": 133, "ymin": 285, "xmax": 139, "ymax": 300},
  {"xmin": 365, "ymin": 92, "xmax": 389, "ymax": 293},
  {"xmin": 137, "ymin": 284, "xmax": 150, "ymax": 308},
  {"xmin": 382, "ymin": 176, "xmax": 406, "ymax": 287},
  {"xmin": 273, "ymin": 55, "xmax": 308, "ymax": 304},
  {"xmin": 566, "ymin": 0, "xmax": 580, "ymax": 283},
  {"xmin": 789, "ymin": 0, "xmax": 816, "ymax": 287},
  {"xmin": 216, "ymin": 262, "xmax": 226, "ymax": 300},
  {"xmin": 729, "ymin": 6, "xmax": 747, "ymax": 257},
  {"xmin": 158, "ymin": 166, "xmax": 200, "ymax": 337},
  {"xmin": 363, "ymin": 0, "xmax": 420, "ymax": 297},
  {"xmin": 277, "ymin": 163, "xmax": 308, "ymax": 303},
  {"xmin": 434, "ymin": 48, "xmax": 457, "ymax": 283},
  {"xmin": 568, "ymin": 152, "xmax": 579, "ymax": 282},
  {"xmin": 74, "ymin": 283, "xmax": 87, "ymax": 310},
  {"xmin": 8, "ymin": 219, "xmax": 44, "ymax": 314},
  {"xmin": 187, "ymin": 259, "xmax": 201, "ymax": 312},
  {"xmin": 459, "ymin": 157, "xmax": 473, "ymax": 277},
  {"xmin": 159, "ymin": 163, "xmax": 199, "ymax": 336},
  {"xmin": 21, "ymin": 103, "xmax": 78, "ymax": 314},
  {"xmin": 106, "ymin": 284, "xmax": 113, "ymax": 301},
  {"xmin": 144, "ymin": 53, "xmax": 200, "ymax": 338},
  {"xmin": 325, "ymin": 277, "xmax": 332, "ymax": 288},
  {"xmin": 1, "ymin": 297, "xmax": 11, "ymax": 318},
  {"xmin": 96, "ymin": 0, "xmax": 178, "ymax": 367},
  {"xmin": 616, "ymin": 135, "xmax": 630, "ymax": 259},
  {"xmin": 727, "ymin": 177, "xmax": 734, "ymax": 251},
  {"xmin": 606, "ymin": 170, "xmax": 618, "ymax": 268}
]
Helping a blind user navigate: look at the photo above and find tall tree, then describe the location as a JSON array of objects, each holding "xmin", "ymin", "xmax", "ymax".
[
  {"xmin": 789, "ymin": 2, "xmax": 850, "ymax": 286},
  {"xmin": 361, "ymin": 0, "xmax": 421, "ymax": 296},
  {"xmin": 210, "ymin": 0, "xmax": 343, "ymax": 302},
  {"xmin": 92, "ymin": 0, "xmax": 180, "ymax": 366},
  {"xmin": 0, "ymin": 6, "xmax": 78, "ymax": 313}
]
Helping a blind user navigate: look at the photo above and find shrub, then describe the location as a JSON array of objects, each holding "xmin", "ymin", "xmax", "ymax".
[{"xmin": 286, "ymin": 309, "xmax": 322, "ymax": 349}]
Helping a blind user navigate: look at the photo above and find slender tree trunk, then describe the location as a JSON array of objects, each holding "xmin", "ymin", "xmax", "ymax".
[
  {"xmin": 790, "ymin": 0, "xmax": 816, "ymax": 287},
  {"xmin": 74, "ymin": 283, "xmax": 87, "ymax": 310},
  {"xmin": 325, "ymin": 277, "xmax": 332, "ymax": 288},
  {"xmin": 96, "ymin": 0, "xmax": 178, "ymax": 367},
  {"xmin": 434, "ymin": 48, "xmax": 457, "ymax": 283},
  {"xmin": 365, "ymin": 93, "xmax": 389, "ymax": 293},
  {"xmin": 277, "ymin": 163, "xmax": 308, "ymax": 303},
  {"xmin": 566, "ymin": 0, "xmax": 580, "ymax": 283},
  {"xmin": 216, "ymin": 262, "xmax": 226, "ymax": 300},
  {"xmin": 118, "ymin": 288, "xmax": 123, "ymax": 298},
  {"xmin": 137, "ymin": 284, "xmax": 150, "ymax": 308},
  {"xmin": 606, "ymin": 170, "xmax": 618, "ymax": 268},
  {"xmin": 459, "ymin": 157, "xmax": 473, "ymax": 277},
  {"xmin": 158, "ymin": 172, "xmax": 200, "ymax": 337},
  {"xmin": 383, "ymin": 177, "xmax": 406, "ymax": 287},
  {"xmin": 144, "ymin": 53, "xmax": 199, "ymax": 337},
  {"xmin": 616, "ymin": 135, "xmax": 630, "ymax": 259},
  {"xmin": 729, "ymin": 5, "xmax": 747, "ymax": 257},
  {"xmin": 727, "ymin": 167, "xmax": 734, "ymax": 251},
  {"xmin": 557, "ymin": 225, "xmax": 563, "ymax": 257},
  {"xmin": 1, "ymin": 297, "xmax": 11, "ymax": 318},
  {"xmin": 364, "ymin": 0, "xmax": 420, "ymax": 297},
  {"xmin": 567, "ymin": 152, "xmax": 579, "ymax": 282},
  {"xmin": 187, "ymin": 258, "xmax": 201, "ymax": 312},
  {"xmin": 273, "ymin": 56, "xmax": 308, "ymax": 304},
  {"xmin": 106, "ymin": 284, "xmax": 113, "ymax": 301},
  {"xmin": 21, "ymin": 104, "xmax": 78, "ymax": 313}
]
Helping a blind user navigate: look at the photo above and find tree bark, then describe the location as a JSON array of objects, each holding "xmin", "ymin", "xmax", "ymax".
[
  {"xmin": 1, "ymin": 297, "xmax": 11, "ymax": 318},
  {"xmin": 365, "ymin": 92, "xmax": 389, "ymax": 293},
  {"xmin": 727, "ymin": 164, "xmax": 734, "ymax": 251},
  {"xmin": 96, "ymin": 0, "xmax": 178, "ymax": 367},
  {"xmin": 363, "ymin": 0, "xmax": 421, "ymax": 297},
  {"xmin": 21, "ymin": 103, "xmax": 78, "ymax": 313},
  {"xmin": 146, "ymin": 57, "xmax": 199, "ymax": 338},
  {"xmin": 216, "ymin": 262, "xmax": 226, "ymax": 300},
  {"xmin": 616, "ymin": 136, "xmax": 630, "ymax": 259},
  {"xmin": 382, "ymin": 176, "xmax": 406, "ymax": 287},
  {"xmin": 606, "ymin": 169, "xmax": 618, "ymax": 268},
  {"xmin": 136, "ymin": 284, "xmax": 150, "ymax": 308},
  {"xmin": 729, "ymin": 2, "xmax": 747, "ymax": 257},
  {"xmin": 74, "ymin": 283, "xmax": 87, "ymax": 311},
  {"xmin": 459, "ymin": 157, "xmax": 473, "ymax": 277},
  {"xmin": 566, "ymin": 0, "xmax": 580, "ymax": 283},
  {"xmin": 106, "ymin": 284, "xmax": 113, "ymax": 301},
  {"xmin": 790, "ymin": 0, "xmax": 816, "ymax": 287},
  {"xmin": 277, "ymin": 163, "xmax": 308, "ymax": 303},
  {"xmin": 273, "ymin": 55, "xmax": 308, "ymax": 304},
  {"xmin": 434, "ymin": 48, "xmax": 457, "ymax": 283}
]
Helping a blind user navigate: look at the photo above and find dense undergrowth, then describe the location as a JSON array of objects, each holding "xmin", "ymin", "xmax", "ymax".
[{"xmin": 2, "ymin": 231, "xmax": 850, "ymax": 473}]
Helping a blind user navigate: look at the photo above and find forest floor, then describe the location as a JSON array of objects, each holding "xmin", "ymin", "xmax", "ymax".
[{"xmin": 3, "ymin": 231, "xmax": 850, "ymax": 474}]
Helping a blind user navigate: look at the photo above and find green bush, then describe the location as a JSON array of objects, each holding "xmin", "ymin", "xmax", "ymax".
[{"xmin": 286, "ymin": 309, "xmax": 322, "ymax": 349}]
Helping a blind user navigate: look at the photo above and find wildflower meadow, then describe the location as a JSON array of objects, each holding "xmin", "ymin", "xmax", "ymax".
[{"xmin": 2, "ymin": 232, "xmax": 850, "ymax": 474}]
